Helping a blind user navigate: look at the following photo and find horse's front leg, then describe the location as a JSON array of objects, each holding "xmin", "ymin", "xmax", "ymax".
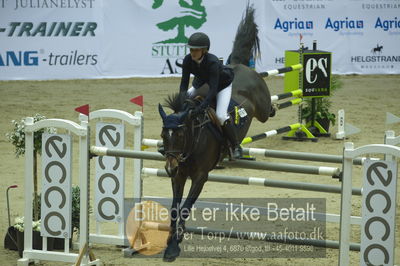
[
  {"xmin": 164, "ymin": 170, "xmax": 186, "ymax": 262},
  {"xmin": 178, "ymin": 172, "xmax": 208, "ymax": 234}
]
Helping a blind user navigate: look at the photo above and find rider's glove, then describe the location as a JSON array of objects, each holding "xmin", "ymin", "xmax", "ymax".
[
  {"xmin": 192, "ymin": 106, "xmax": 203, "ymax": 116},
  {"xmin": 199, "ymin": 100, "xmax": 209, "ymax": 110}
]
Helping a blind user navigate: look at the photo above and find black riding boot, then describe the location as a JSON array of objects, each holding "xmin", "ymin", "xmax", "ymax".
[
  {"xmin": 158, "ymin": 144, "xmax": 165, "ymax": 156},
  {"xmin": 222, "ymin": 121, "xmax": 242, "ymax": 160}
]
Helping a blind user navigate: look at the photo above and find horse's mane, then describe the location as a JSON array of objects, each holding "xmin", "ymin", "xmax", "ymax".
[
  {"xmin": 164, "ymin": 93, "xmax": 188, "ymax": 113},
  {"xmin": 229, "ymin": 3, "xmax": 260, "ymax": 65}
]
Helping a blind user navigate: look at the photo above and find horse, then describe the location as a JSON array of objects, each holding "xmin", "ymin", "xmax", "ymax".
[
  {"xmin": 158, "ymin": 4, "xmax": 272, "ymax": 262},
  {"xmin": 371, "ymin": 44, "xmax": 383, "ymax": 54}
]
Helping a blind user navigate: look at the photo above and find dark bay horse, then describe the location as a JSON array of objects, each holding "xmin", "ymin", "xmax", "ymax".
[{"xmin": 158, "ymin": 5, "xmax": 272, "ymax": 262}]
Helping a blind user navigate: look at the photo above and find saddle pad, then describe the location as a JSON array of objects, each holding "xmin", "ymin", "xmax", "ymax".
[{"xmin": 228, "ymin": 99, "xmax": 248, "ymax": 128}]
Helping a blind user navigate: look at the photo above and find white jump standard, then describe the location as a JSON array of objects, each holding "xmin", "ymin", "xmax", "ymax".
[{"xmin": 19, "ymin": 118, "xmax": 100, "ymax": 266}]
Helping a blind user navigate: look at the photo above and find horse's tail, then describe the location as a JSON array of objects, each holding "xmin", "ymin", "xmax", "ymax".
[{"xmin": 229, "ymin": 3, "xmax": 260, "ymax": 65}]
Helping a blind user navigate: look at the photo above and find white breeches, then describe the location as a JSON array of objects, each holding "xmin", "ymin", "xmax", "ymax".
[{"xmin": 187, "ymin": 84, "xmax": 232, "ymax": 124}]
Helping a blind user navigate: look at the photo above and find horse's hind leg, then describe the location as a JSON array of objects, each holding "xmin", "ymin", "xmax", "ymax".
[{"xmin": 164, "ymin": 172, "xmax": 186, "ymax": 262}]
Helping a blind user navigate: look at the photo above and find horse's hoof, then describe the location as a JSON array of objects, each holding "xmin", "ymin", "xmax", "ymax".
[
  {"xmin": 163, "ymin": 256, "xmax": 177, "ymax": 263},
  {"xmin": 163, "ymin": 241, "xmax": 181, "ymax": 262},
  {"xmin": 163, "ymin": 246, "xmax": 181, "ymax": 262}
]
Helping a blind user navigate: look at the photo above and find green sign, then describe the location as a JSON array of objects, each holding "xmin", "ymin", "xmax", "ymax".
[
  {"xmin": 152, "ymin": 0, "xmax": 207, "ymax": 44},
  {"xmin": 284, "ymin": 49, "xmax": 332, "ymax": 97}
]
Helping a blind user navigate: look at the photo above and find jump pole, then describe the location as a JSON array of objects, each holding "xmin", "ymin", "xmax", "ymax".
[
  {"xmin": 90, "ymin": 147, "xmax": 341, "ymax": 177},
  {"xmin": 276, "ymin": 97, "xmax": 303, "ymax": 110},
  {"xmin": 142, "ymin": 167, "xmax": 362, "ymax": 196},
  {"xmin": 269, "ymin": 95, "xmax": 317, "ymax": 142},
  {"xmin": 259, "ymin": 63, "xmax": 303, "ymax": 78},
  {"xmin": 142, "ymin": 138, "xmax": 367, "ymax": 166},
  {"xmin": 142, "ymin": 195, "xmax": 362, "ymax": 226},
  {"xmin": 241, "ymin": 123, "xmax": 301, "ymax": 145},
  {"xmin": 271, "ymin": 89, "xmax": 303, "ymax": 102},
  {"xmin": 242, "ymin": 147, "xmax": 367, "ymax": 166}
]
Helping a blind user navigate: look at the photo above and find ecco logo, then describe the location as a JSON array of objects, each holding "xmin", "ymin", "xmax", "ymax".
[
  {"xmin": 0, "ymin": 51, "xmax": 38, "ymax": 66},
  {"xmin": 362, "ymin": 161, "xmax": 396, "ymax": 265},
  {"xmin": 42, "ymin": 134, "xmax": 72, "ymax": 238},
  {"xmin": 95, "ymin": 123, "xmax": 125, "ymax": 222}
]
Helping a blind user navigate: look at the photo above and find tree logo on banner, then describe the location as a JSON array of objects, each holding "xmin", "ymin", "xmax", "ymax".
[{"xmin": 152, "ymin": 0, "xmax": 207, "ymax": 44}]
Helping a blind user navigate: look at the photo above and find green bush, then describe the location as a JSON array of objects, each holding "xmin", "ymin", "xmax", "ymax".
[
  {"xmin": 5, "ymin": 114, "xmax": 56, "ymax": 157},
  {"xmin": 301, "ymin": 75, "xmax": 343, "ymax": 126}
]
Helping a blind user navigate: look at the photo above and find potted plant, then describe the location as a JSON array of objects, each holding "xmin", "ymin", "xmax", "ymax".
[
  {"xmin": 13, "ymin": 217, "xmax": 52, "ymax": 257},
  {"xmin": 6, "ymin": 114, "xmax": 56, "ymax": 221},
  {"xmin": 301, "ymin": 75, "xmax": 343, "ymax": 132},
  {"xmin": 32, "ymin": 186, "xmax": 83, "ymax": 250}
]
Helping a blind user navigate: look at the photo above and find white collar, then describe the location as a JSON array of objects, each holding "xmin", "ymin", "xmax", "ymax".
[{"xmin": 194, "ymin": 54, "xmax": 205, "ymax": 64}]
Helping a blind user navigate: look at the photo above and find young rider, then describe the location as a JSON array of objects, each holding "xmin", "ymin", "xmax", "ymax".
[{"xmin": 180, "ymin": 32, "xmax": 242, "ymax": 159}]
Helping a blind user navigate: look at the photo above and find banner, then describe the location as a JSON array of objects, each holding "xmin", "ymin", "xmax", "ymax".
[
  {"xmin": 263, "ymin": 0, "xmax": 400, "ymax": 74},
  {"xmin": 0, "ymin": 0, "xmax": 399, "ymax": 80}
]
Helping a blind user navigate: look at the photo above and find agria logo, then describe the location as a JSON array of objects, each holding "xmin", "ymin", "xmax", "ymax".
[
  {"xmin": 0, "ymin": 51, "xmax": 38, "ymax": 66},
  {"xmin": 274, "ymin": 18, "xmax": 314, "ymax": 32},
  {"xmin": 151, "ymin": 0, "xmax": 207, "ymax": 59}
]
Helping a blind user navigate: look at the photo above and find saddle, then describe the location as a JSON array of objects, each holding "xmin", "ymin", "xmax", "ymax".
[
  {"xmin": 206, "ymin": 108, "xmax": 222, "ymax": 132},
  {"xmin": 185, "ymin": 96, "xmax": 223, "ymax": 138},
  {"xmin": 189, "ymin": 96, "xmax": 248, "ymax": 131},
  {"xmin": 186, "ymin": 96, "xmax": 247, "ymax": 161}
]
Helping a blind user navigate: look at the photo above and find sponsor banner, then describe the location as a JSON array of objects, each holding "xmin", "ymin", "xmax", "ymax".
[
  {"xmin": 0, "ymin": 0, "xmax": 100, "ymax": 79},
  {"xmin": 264, "ymin": 0, "xmax": 400, "ymax": 74},
  {"xmin": 99, "ymin": 0, "xmax": 250, "ymax": 77},
  {"xmin": 0, "ymin": 0, "xmax": 399, "ymax": 80}
]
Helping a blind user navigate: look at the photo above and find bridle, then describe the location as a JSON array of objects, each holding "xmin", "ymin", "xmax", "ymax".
[
  {"xmin": 163, "ymin": 125, "xmax": 191, "ymax": 164},
  {"xmin": 163, "ymin": 111, "xmax": 208, "ymax": 165}
]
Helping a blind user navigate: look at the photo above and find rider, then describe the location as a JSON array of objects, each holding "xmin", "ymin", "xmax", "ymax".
[{"xmin": 180, "ymin": 32, "xmax": 242, "ymax": 159}]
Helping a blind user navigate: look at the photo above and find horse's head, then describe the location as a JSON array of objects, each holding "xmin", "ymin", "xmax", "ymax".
[{"xmin": 158, "ymin": 93, "xmax": 194, "ymax": 177}]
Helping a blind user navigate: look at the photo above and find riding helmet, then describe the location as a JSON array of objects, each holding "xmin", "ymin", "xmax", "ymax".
[{"xmin": 187, "ymin": 32, "xmax": 210, "ymax": 50}]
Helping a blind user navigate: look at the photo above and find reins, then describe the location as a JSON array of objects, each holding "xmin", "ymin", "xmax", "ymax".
[
  {"xmin": 164, "ymin": 111, "xmax": 211, "ymax": 164},
  {"xmin": 180, "ymin": 112, "xmax": 211, "ymax": 162}
]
